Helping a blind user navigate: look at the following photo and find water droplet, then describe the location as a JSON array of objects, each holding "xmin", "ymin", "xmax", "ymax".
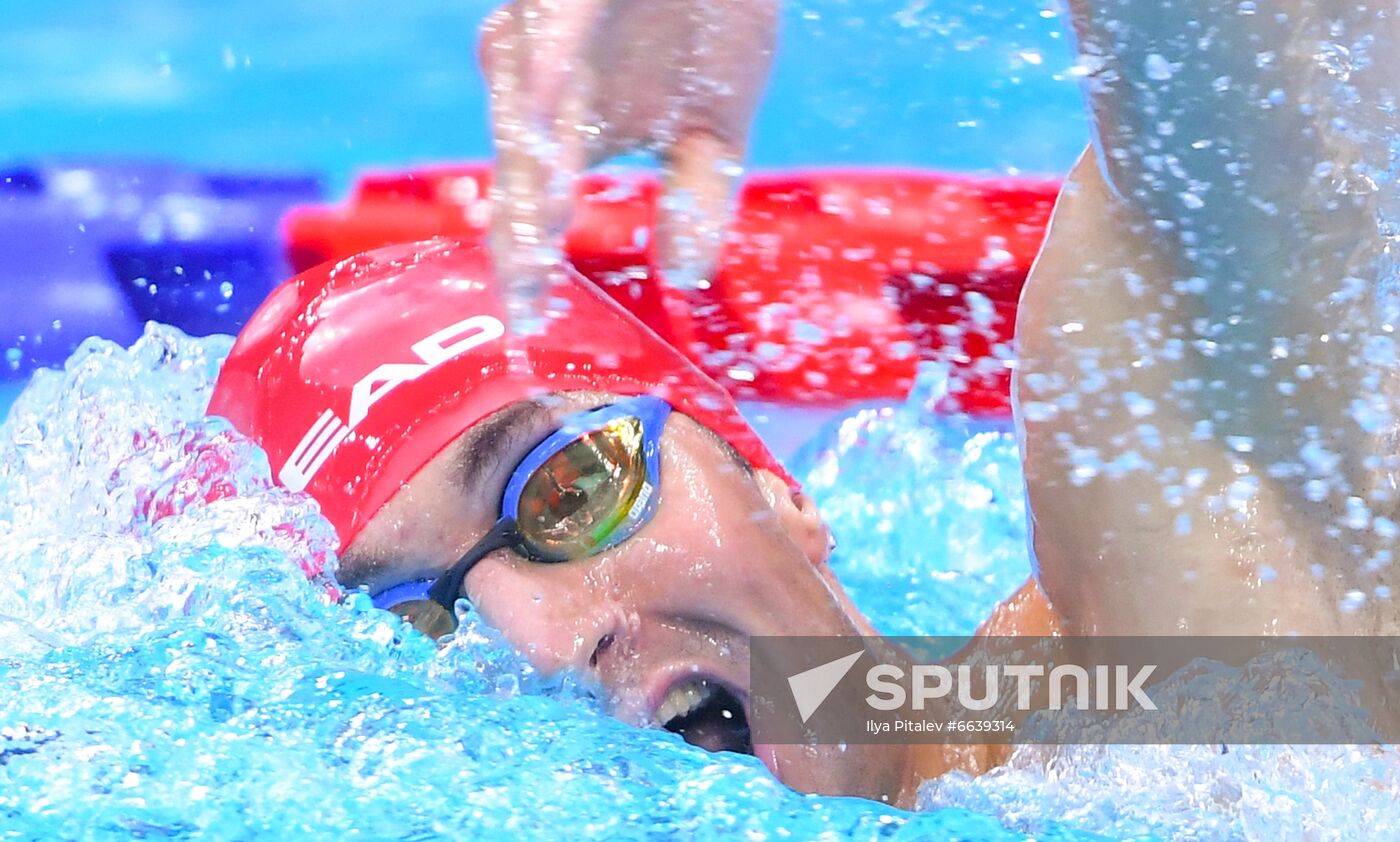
[
  {"xmin": 1226, "ymin": 436, "xmax": 1254, "ymax": 454},
  {"xmin": 1339, "ymin": 590, "xmax": 1367, "ymax": 613},
  {"xmin": 1124, "ymin": 392, "xmax": 1156, "ymax": 418},
  {"xmin": 1315, "ymin": 41, "xmax": 1353, "ymax": 80},
  {"xmin": 1145, "ymin": 53, "xmax": 1176, "ymax": 81}
]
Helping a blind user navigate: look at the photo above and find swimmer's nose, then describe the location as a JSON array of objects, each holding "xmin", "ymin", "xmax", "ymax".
[
  {"xmin": 526, "ymin": 603, "xmax": 626, "ymax": 678},
  {"xmin": 496, "ymin": 605, "xmax": 624, "ymax": 678},
  {"xmin": 470, "ymin": 565, "xmax": 627, "ymax": 677}
]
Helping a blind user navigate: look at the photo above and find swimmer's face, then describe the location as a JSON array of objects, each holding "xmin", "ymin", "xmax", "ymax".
[{"xmin": 339, "ymin": 391, "xmax": 903, "ymax": 799}]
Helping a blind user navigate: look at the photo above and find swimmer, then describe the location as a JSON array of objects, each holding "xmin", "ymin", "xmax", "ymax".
[
  {"xmin": 208, "ymin": 0, "xmax": 1398, "ymax": 809},
  {"xmin": 212, "ymin": 240, "xmax": 1027, "ymax": 806}
]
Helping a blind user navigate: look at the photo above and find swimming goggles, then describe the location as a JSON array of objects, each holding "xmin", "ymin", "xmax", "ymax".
[{"xmin": 371, "ymin": 395, "xmax": 671, "ymax": 640}]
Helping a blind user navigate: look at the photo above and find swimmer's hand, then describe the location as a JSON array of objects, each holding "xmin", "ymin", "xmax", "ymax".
[{"xmin": 480, "ymin": 0, "xmax": 779, "ymax": 314}]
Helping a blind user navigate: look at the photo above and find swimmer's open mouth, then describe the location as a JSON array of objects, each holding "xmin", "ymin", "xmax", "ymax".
[{"xmin": 655, "ymin": 678, "xmax": 752, "ymax": 756}]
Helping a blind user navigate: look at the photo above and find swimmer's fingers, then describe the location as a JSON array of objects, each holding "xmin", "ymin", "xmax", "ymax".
[
  {"xmin": 691, "ymin": 0, "xmax": 781, "ymax": 139},
  {"xmin": 656, "ymin": 131, "xmax": 745, "ymax": 288},
  {"xmin": 653, "ymin": 0, "xmax": 779, "ymax": 286},
  {"xmin": 484, "ymin": 0, "xmax": 607, "ymax": 127},
  {"xmin": 482, "ymin": 0, "xmax": 780, "ymax": 294},
  {"xmin": 481, "ymin": 6, "xmax": 544, "ymax": 270},
  {"xmin": 480, "ymin": 2, "xmax": 600, "ymax": 284}
]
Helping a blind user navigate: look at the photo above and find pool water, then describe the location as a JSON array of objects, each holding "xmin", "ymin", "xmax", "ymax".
[
  {"xmin": 0, "ymin": 383, "xmax": 23, "ymax": 421},
  {"xmin": 2, "ymin": 326, "xmax": 1396, "ymax": 840},
  {"xmin": 0, "ymin": 0, "xmax": 1086, "ymax": 191},
  {"xmin": 5, "ymin": 1, "xmax": 1400, "ymax": 839}
]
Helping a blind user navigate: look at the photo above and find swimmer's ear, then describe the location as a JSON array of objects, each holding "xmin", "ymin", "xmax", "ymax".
[{"xmin": 752, "ymin": 469, "xmax": 833, "ymax": 568}]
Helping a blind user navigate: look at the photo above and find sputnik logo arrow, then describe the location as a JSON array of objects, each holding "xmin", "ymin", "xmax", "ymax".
[{"xmin": 787, "ymin": 650, "xmax": 864, "ymax": 723}]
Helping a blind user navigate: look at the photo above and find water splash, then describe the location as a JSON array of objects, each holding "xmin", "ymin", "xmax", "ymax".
[
  {"xmin": 2, "ymin": 326, "xmax": 1391, "ymax": 839},
  {"xmin": 787, "ymin": 367, "xmax": 1032, "ymax": 638}
]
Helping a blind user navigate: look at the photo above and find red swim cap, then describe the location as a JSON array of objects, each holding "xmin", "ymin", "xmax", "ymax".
[{"xmin": 209, "ymin": 237, "xmax": 789, "ymax": 550}]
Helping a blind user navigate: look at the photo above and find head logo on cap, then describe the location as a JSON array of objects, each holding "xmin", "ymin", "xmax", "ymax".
[{"xmin": 280, "ymin": 314, "xmax": 505, "ymax": 492}]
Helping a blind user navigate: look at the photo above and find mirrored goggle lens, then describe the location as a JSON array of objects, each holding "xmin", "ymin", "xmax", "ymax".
[
  {"xmin": 388, "ymin": 598, "xmax": 458, "ymax": 641},
  {"xmin": 517, "ymin": 416, "xmax": 649, "ymax": 559}
]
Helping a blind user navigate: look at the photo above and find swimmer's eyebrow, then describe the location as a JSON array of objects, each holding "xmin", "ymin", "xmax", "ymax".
[
  {"xmin": 454, "ymin": 399, "xmax": 553, "ymax": 495},
  {"xmin": 336, "ymin": 400, "xmax": 553, "ymax": 588}
]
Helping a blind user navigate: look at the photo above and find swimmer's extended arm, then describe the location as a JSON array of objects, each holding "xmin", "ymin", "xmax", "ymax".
[
  {"xmin": 1064, "ymin": 0, "xmax": 1398, "ymax": 289},
  {"xmin": 480, "ymin": 0, "xmax": 779, "ymax": 310},
  {"xmin": 1017, "ymin": 2, "xmax": 1400, "ymax": 634}
]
